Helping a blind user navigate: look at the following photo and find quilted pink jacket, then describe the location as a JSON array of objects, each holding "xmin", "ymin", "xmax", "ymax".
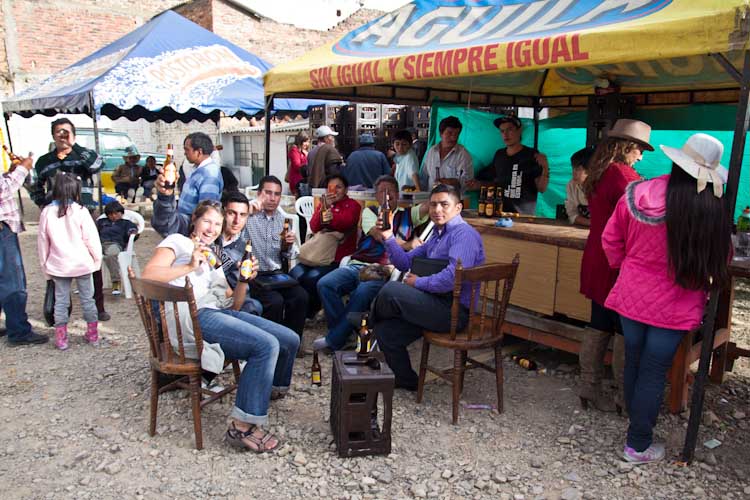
[
  {"xmin": 38, "ymin": 201, "xmax": 102, "ymax": 278},
  {"xmin": 602, "ymin": 175, "xmax": 707, "ymax": 331}
]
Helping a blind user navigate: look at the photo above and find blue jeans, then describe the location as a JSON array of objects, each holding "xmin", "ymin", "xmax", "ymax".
[
  {"xmin": 620, "ymin": 316, "xmax": 685, "ymax": 452},
  {"xmin": 198, "ymin": 308, "xmax": 299, "ymax": 425},
  {"xmin": 289, "ymin": 262, "xmax": 337, "ymax": 318},
  {"xmin": 0, "ymin": 224, "xmax": 33, "ymax": 341},
  {"xmin": 239, "ymin": 295, "xmax": 263, "ymax": 316},
  {"xmin": 317, "ymin": 264, "xmax": 387, "ymax": 349}
]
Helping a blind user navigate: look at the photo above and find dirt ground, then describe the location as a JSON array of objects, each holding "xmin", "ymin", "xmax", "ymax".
[{"xmin": 1, "ymin": 194, "xmax": 749, "ymax": 500}]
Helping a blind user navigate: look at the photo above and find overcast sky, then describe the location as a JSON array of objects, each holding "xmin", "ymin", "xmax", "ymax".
[{"xmin": 240, "ymin": 0, "xmax": 411, "ymax": 30}]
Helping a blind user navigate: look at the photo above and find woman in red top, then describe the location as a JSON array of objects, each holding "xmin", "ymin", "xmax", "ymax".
[
  {"xmin": 287, "ymin": 131, "xmax": 310, "ymax": 197},
  {"xmin": 290, "ymin": 174, "xmax": 361, "ymax": 318},
  {"xmin": 579, "ymin": 119, "xmax": 653, "ymax": 413}
]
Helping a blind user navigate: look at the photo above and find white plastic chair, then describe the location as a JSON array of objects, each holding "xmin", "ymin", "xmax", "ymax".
[
  {"xmin": 295, "ymin": 196, "xmax": 314, "ymax": 242},
  {"xmin": 97, "ymin": 209, "xmax": 145, "ymax": 298}
]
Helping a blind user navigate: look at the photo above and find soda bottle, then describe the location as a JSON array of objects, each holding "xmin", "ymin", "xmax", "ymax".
[
  {"xmin": 477, "ymin": 186, "xmax": 487, "ymax": 217},
  {"xmin": 311, "ymin": 352, "xmax": 322, "ymax": 386},
  {"xmin": 162, "ymin": 143, "xmax": 177, "ymax": 190},
  {"xmin": 280, "ymin": 220, "xmax": 291, "ymax": 253},
  {"xmin": 380, "ymin": 193, "xmax": 392, "ymax": 231},
  {"xmin": 737, "ymin": 206, "xmax": 750, "ymax": 257},
  {"xmin": 356, "ymin": 313, "xmax": 374, "ymax": 358},
  {"xmin": 239, "ymin": 240, "xmax": 254, "ymax": 282}
]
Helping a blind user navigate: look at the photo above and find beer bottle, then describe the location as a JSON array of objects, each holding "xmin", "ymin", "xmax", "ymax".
[
  {"xmin": 512, "ymin": 355, "xmax": 538, "ymax": 371},
  {"xmin": 3, "ymin": 145, "xmax": 21, "ymax": 166},
  {"xmin": 163, "ymin": 143, "xmax": 177, "ymax": 190},
  {"xmin": 380, "ymin": 193, "xmax": 392, "ymax": 231},
  {"xmin": 311, "ymin": 352, "xmax": 322, "ymax": 386},
  {"xmin": 494, "ymin": 186, "xmax": 504, "ymax": 215},
  {"xmin": 280, "ymin": 220, "xmax": 291, "ymax": 253},
  {"xmin": 321, "ymin": 193, "xmax": 332, "ymax": 226},
  {"xmin": 193, "ymin": 237, "xmax": 221, "ymax": 269},
  {"xmin": 239, "ymin": 240, "xmax": 254, "ymax": 282},
  {"xmin": 485, "ymin": 186, "xmax": 496, "ymax": 217},
  {"xmin": 477, "ymin": 186, "xmax": 487, "ymax": 217},
  {"xmin": 356, "ymin": 313, "xmax": 374, "ymax": 358}
]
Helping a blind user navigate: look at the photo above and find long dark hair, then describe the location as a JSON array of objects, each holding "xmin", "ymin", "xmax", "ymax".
[
  {"xmin": 666, "ymin": 164, "xmax": 730, "ymax": 290},
  {"xmin": 583, "ymin": 137, "xmax": 640, "ymax": 196},
  {"xmin": 51, "ymin": 172, "xmax": 81, "ymax": 218}
]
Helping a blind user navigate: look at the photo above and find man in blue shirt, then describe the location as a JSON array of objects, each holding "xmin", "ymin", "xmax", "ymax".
[{"xmin": 342, "ymin": 133, "xmax": 391, "ymax": 188}]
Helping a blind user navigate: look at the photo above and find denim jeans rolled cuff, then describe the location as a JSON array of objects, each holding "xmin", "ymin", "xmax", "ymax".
[{"xmin": 230, "ymin": 406, "xmax": 268, "ymax": 426}]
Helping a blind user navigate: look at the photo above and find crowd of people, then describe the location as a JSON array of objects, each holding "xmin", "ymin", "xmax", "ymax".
[{"xmin": 0, "ymin": 113, "xmax": 732, "ymax": 463}]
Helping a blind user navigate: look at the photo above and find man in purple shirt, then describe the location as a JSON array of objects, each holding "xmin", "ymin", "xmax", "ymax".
[{"xmin": 373, "ymin": 184, "xmax": 485, "ymax": 390}]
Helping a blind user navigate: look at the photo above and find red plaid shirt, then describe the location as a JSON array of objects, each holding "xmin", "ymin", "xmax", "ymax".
[{"xmin": 0, "ymin": 165, "xmax": 29, "ymax": 233}]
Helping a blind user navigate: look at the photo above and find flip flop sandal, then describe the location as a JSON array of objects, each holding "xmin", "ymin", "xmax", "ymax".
[{"xmin": 225, "ymin": 422, "xmax": 280, "ymax": 454}]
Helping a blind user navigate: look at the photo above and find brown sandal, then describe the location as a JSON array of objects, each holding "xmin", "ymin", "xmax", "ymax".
[{"xmin": 225, "ymin": 422, "xmax": 280, "ymax": 453}]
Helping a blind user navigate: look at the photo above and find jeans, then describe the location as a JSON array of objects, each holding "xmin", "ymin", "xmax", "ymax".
[
  {"xmin": 289, "ymin": 263, "xmax": 337, "ymax": 318},
  {"xmin": 102, "ymin": 241, "xmax": 123, "ymax": 281},
  {"xmin": 52, "ymin": 274, "xmax": 98, "ymax": 326},
  {"xmin": 0, "ymin": 224, "xmax": 33, "ymax": 340},
  {"xmin": 239, "ymin": 295, "xmax": 263, "ymax": 316},
  {"xmin": 317, "ymin": 264, "xmax": 387, "ymax": 349},
  {"xmin": 198, "ymin": 308, "xmax": 299, "ymax": 426},
  {"xmin": 373, "ymin": 281, "xmax": 468, "ymax": 388},
  {"xmin": 620, "ymin": 316, "xmax": 685, "ymax": 452},
  {"xmin": 251, "ymin": 283, "xmax": 308, "ymax": 337}
]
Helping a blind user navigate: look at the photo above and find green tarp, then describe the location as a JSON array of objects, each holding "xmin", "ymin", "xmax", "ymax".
[{"xmin": 425, "ymin": 103, "xmax": 750, "ymax": 220}]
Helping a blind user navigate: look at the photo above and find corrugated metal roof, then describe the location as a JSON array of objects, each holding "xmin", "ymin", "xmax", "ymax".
[{"xmin": 222, "ymin": 119, "xmax": 309, "ymax": 134}]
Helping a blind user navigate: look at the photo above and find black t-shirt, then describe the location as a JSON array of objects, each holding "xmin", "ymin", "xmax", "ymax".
[{"xmin": 491, "ymin": 145, "xmax": 542, "ymax": 215}]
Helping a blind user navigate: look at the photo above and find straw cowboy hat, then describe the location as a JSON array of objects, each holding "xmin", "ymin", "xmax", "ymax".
[
  {"xmin": 123, "ymin": 145, "xmax": 141, "ymax": 160},
  {"xmin": 607, "ymin": 119, "xmax": 654, "ymax": 151},
  {"xmin": 660, "ymin": 133, "xmax": 728, "ymax": 198}
]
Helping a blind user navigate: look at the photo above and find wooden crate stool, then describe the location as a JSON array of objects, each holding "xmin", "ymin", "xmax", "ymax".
[{"xmin": 330, "ymin": 351, "xmax": 394, "ymax": 457}]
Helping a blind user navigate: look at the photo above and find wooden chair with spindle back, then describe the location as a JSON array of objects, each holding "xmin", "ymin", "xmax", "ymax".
[
  {"xmin": 128, "ymin": 267, "xmax": 240, "ymax": 449},
  {"xmin": 416, "ymin": 254, "xmax": 520, "ymax": 424}
]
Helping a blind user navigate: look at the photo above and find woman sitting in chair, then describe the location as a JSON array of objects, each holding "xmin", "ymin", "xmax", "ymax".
[
  {"xmin": 290, "ymin": 174, "xmax": 361, "ymax": 319},
  {"xmin": 142, "ymin": 200, "xmax": 299, "ymax": 453}
]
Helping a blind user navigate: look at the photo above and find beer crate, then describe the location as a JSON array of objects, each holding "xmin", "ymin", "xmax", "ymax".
[
  {"xmin": 309, "ymin": 103, "xmax": 342, "ymax": 138},
  {"xmin": 407, "ymin": 105, "xmax": 431, "ymax": 140}
]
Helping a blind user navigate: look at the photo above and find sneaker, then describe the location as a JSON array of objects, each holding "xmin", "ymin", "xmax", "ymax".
[
  {"xmin": 7, "ymin": 331, "xmax": 49, "ymax": 346},
  {"xmin": 201, "ymin": 377, "xmax": 225, "ymax": 394},
  {"xmin": 622, "ymin": 443, "xmax": 665, "ymax": 464},
  {"xmin": 312, "ymin": 337, "xmax": 332, "ymax": 353},
  {"xmin": 98, "ymin": 311, "xmax": 111, "ymax": 321},
  {"xmin": 112, "ymin": 281, "xmax": 122, "ymax": 296}
]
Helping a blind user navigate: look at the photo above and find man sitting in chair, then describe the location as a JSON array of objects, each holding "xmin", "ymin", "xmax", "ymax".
[
  {"xmin": 371, "ymin": 184, "xmax": 485, "ymax": 391},
  {"xmin": 312, "ymin": 175, "xmax": 429, "ymax": 353}
]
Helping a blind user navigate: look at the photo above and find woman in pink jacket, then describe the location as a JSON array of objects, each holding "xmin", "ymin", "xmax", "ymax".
[
  {"xmin": 602, "ymin": 133, "xmax": 731, "ymax": 464},
  {"xmin": 38, "ymin": 172, "xmax": 103, "ymax": 350}
]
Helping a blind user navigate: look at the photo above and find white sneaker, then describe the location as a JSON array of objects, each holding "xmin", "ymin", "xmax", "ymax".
[
  {"xmin": 622, "ymin": 442, "xmax": 665, "ymax": 464},
  {"xmin": 312, "ymin": 337, "xmax": 332, "ymax": 353},
  {"xmin": 201, "ymin": 377, "xmax": 225, "ymax": 394},
  {"xmin": 112, "ymin": 281, "xmax": 122, "ymax": 296}
]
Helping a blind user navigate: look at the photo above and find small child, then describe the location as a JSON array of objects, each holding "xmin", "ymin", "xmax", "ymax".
[
  {"xmin": 392, "ymin": 129, "xmax": 421, "ymax": 191},
  {"xmin": 96, "ymin": 200, "xmax": 138, "ymax": 295},
  {"xmin": 38, "ymin": 172, "xmax": 103, "ymax": 350},
  {"xmin": 565, "ymin": 146, "xmax": 594, "ymax": 226}
]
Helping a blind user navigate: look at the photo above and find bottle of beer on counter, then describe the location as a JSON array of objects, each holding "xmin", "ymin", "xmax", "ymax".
[
  {"xmin": 494, "ymin": 186, "xmax": 504, "ymax": 215},
  {"xmin": 512, "ymin": 355, "xmax": 538, "ymax": 371},
  {"xmin": 311, "ymin": 352, "xmax": 322, "ymax": 386},
  {"xmin": 280, "ymin": 220, "xmax": 291, "ymax": 253},
  {"xmin": 163, "ymin": 143, "xmax": 177, "ymax": 190},
  {"xmin": 477, "ymin": 186, "xmax": 487, "ymax": 217},
  {"xmin": 239, "ymin": 240, "xmax": 254, "ymax": 282},
  {"xmin": 356, "ymin": 313, "xmax": 374, "ymax": 358},
  {"xmin": 485, "ymin": 186, "xmax": 496, "ymax": 218},
  {"xmin": 380, "ymin": 193, "xmax": 392, "ymax": 231}
]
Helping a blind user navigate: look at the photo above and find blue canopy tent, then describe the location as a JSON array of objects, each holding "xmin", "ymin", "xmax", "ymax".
[{"xmin": 1, "ymin": 10, "xmax": 324, "ymax": 122}]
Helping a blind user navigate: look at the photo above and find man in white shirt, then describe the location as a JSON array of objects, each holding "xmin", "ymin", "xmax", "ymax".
[{"xmin": 421, "ymin": 116, "xmax": 473, "ymax": 191}]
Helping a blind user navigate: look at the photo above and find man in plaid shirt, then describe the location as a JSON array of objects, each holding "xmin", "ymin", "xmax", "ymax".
[{"xmin": 1, "ymin": 154, "xmax": 48, "ymax": 345}]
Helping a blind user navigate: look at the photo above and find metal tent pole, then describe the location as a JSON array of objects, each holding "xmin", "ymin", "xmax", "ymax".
[
  {"xmin": 681, "ymin": 49, "xmax": 750, "ymax": 464},
  {"xmin": 4, "ymin": 113, "xmax": 24, "ymax": 216},
  {"xmin": 88, "ymin": 92, "xmax": 103, "ymax": 213},
  {"xmin": 532, "ymin": 98, "xmax": 540, "ymax": 150},
  {"xmin": 264, "ymin": 94, "xmax": 274, "ymax": 177}
]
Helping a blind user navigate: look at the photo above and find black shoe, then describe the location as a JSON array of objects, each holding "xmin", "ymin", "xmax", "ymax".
[
  {"xmin": 98, "ymin": 311, "xmax": 111, "ymax": 321},
  {"xmin": 395, "ymin": 380, "xmax": 418, "ymax": 392},
  {"xmin": 0, "ymin": 327, "xmax": 6, "ymax": 337},
  {"xmin": 7, "ymin": 331, "xmax": 49, "ymax": 346}
]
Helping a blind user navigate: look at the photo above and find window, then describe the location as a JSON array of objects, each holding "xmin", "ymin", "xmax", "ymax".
[{"xmin": 233, "ymin": 135, "xmax": 253, "ymax": 166}]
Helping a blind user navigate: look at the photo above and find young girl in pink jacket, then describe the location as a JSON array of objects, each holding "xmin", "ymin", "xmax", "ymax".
[
  {"xmin": 602, "ymin": 133, "xmax": 731, "ymax": 464},
  {"xmin": 38, "ymin": 172, "xmax": 103, "ymax": 350}
]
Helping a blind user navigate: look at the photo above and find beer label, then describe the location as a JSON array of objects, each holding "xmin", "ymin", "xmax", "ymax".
[
  {"xmin": 240, "ymin": 259, "xmax": 253, "ymax": 279},
  {"xmin": 203, "ymin": 251, "xmax": 217, "ymax": 268},
  {"xmin": 312, "ymin": 371, "xmax": 321, "ymax": 384}
]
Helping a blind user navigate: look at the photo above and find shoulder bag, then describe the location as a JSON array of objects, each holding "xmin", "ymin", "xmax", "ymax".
[{"xmin": 297, "ymin": 230, "xmax": 346, "ymax": 267}]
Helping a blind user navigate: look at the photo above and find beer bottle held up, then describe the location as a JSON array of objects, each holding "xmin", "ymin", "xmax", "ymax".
[
  {"xmin": 321, "ymin": 192, "xmax": 332, "ymax": 226},
  {"xmin": 280, "ymin": 220, "xmax": 291, "ymax": 253},
  {"xmin": 380, "ymin": 193, "xmax": 392, "ymax": 231},
  {"xmin": 239, "ymin": 240, "xmax": 254, "ymax": 282},
  {"xmin": 3, "ymin": 145, "xmax": 21, "ymax": 166},
  {"xmin": 193, "ymin": 237, "xmax": 221, "ymax": 269},
  {"xmin": 477, "ymin": 186, "xmax": 487, "ymax": 217},
  {"xmin": 311, "ymin": 352, "xmax": 322, "ymax": 386},
  {"xmin": 163, "ymin": 143, "xmax": 177, "ymax": 190},
  {"xmin": 485, "ymin": 186, "xmax": 496, "ymax": 217}
]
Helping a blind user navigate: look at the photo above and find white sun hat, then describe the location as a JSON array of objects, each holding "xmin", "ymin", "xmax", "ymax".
[{"xmin": 659, "ymin": 133, "xmax": 728, "ymax": 198}]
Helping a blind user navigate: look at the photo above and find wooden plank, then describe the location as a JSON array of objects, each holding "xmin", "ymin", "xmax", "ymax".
[
  {"xmin": 482, "ymin": 236, "xmax": 557, "ymax": 316},
  {"xmin": 554, "ymin": 247, "xmax": 591, "ymax": 322},
  {"xmin": 468, "ymin": 217, "xmax": 588, "ymax": 250}
]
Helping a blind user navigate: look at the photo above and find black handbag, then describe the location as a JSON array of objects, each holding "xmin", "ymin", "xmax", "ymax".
[
  {"xmin": 253, "ymin": 270, "xmax": 299, "ymax": 291},
  {"xmin": 43, "ymin": 280, "xmax": 55, "ymax": 327}
]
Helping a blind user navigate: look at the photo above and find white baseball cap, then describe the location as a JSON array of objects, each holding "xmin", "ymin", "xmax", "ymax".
[{"xmin": 316, "ymin": 125, "xmax": 338, "ymax": 138}]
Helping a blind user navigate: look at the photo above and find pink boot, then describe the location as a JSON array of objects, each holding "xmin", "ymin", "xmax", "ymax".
[
  {"xmin": 85, "ymin": 322, "xmax": 99, "ymax": 345},
  {"xmin": 55, "ymin": 325, "xmax": 69, "ymax": 350}
]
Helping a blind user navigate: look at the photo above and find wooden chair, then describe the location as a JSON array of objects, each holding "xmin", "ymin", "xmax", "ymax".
[
  {"xmin": 128, "ymin": 268, "xmax": 240, "ymax": 449},
  {"xmin": 416, "ymin": 255, "xmax": 520, "ymax": 424}
]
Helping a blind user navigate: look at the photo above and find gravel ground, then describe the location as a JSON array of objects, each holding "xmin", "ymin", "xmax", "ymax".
[{"xmin": 2, "ymin": 195, "xmax": 749, "ymax": 500}]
